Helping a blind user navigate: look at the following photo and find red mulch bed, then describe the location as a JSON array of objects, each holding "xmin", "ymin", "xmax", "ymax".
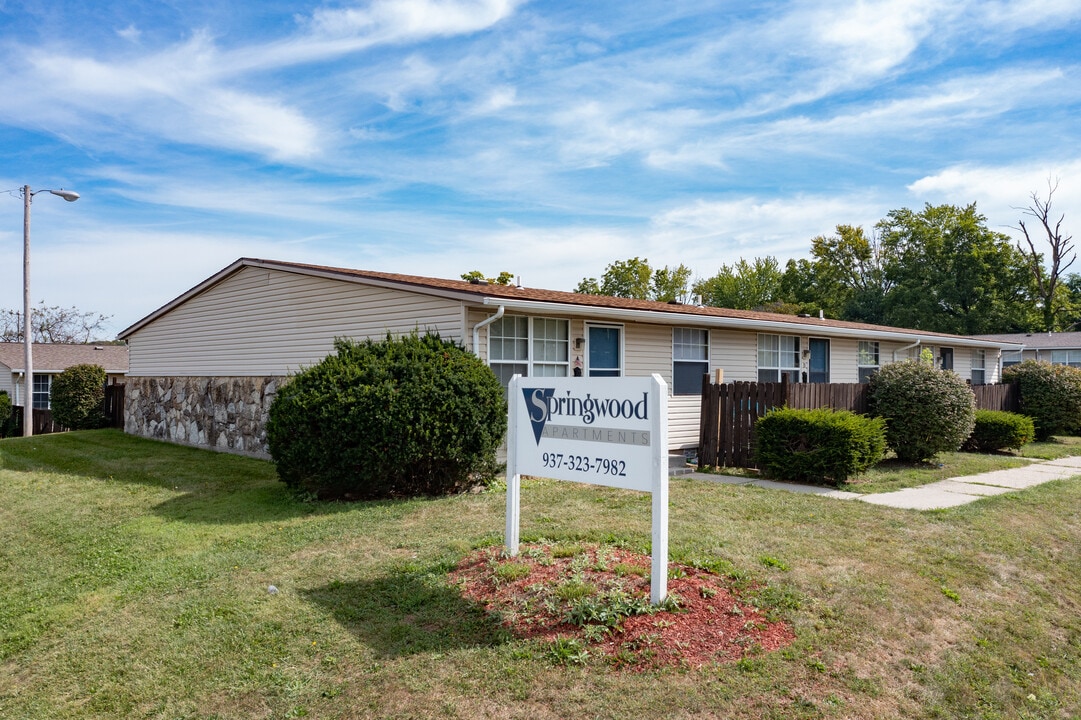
[{"xmin": 450, "ymin": 543, "xmax": 795, "ymax": 670}]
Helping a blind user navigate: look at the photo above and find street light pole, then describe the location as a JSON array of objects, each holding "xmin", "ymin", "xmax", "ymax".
[{"xmin": 21, "ymin": 185, "xmax": 79, "ymax": 437}]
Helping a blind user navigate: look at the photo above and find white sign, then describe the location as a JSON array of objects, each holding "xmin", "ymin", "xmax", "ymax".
[{"xmin": 505, "ymin": 374, "xmax": 669, "ymax": 602}]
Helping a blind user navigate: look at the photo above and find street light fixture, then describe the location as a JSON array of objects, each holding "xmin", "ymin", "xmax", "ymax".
[{"xmin": 21, "ymin": 185, "xmax": 80, "ymax": 437}]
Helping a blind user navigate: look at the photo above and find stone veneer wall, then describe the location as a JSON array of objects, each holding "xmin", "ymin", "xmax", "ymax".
[{"xmin": 125, "ymin": 376, "xmax": 283, "ymax": 457}]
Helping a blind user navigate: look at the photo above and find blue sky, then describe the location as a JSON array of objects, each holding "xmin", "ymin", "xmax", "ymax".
[{"xmin": 1, "ymin": 0, "xmax": 1079, "ymax": 338}]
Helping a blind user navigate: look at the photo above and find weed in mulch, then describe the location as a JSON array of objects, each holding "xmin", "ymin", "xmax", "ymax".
[{"xmin": 450, "ymin": 543, "xmax": 796, "ymax": 670}]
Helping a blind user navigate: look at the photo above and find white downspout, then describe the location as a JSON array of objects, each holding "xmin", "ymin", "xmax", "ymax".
[
  {"xmin": 472, "ymin": 305, "xmax": 505, "ymax": 360},
  {"xmin": 892, "ymin": 339, "xmax": 921, "ymax": 363}
]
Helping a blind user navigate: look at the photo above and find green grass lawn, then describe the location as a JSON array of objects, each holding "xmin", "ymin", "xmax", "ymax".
[{"xmin": 2, "ymin": 430, "xmax": 1080, "ymax": 719}]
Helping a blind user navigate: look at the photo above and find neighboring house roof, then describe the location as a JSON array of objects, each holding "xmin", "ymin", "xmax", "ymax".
[
  {"xmin": 119, "ymin": 257, "xmax": 1022, "ymax": 350},
  {"xmin": 970, "ymin": 332, "xmax": 1081, "ymax": 351},
  {"xmin": 0, "ymin": 343, "xmax": 129, "ymax": 374}
]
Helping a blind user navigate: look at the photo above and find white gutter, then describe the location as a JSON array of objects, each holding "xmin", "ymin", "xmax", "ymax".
[
  {"xmin": 892, "ymin": 339, "xmax": 921, "ymax": 362},
  {"xmin": 481, "ymin": 297, "xmax": 1021, "ymax": 350},
  {"xmin": 472, "ymin": 305, "xmax": 505, "ymax": 359}
]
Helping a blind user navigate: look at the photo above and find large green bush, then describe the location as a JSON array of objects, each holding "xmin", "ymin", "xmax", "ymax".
[
  {"xmin": 1002, "ymin": 360, "xmax": 1081, "ymax": 441},
  {"xmin": 962, "ymin": 410, "xmax": 1034, "ymax": 453},
  {"xmin": 0, "ymin": 390, "xmax": 13, "ymax": 438},
  {"xmin": 50, "ymin": 364, "xmax": 108, "ymax": 430},
  {"xmin": 868, "ymin": 359, "xmax": 976, "ymax": 463},
  {"xmin": 755, "ymin": 407, "xmax": 886, "ymax": 486},
  {"xmin": 266, "ymin": 333, "xmax": 507, "ymax": 500}
]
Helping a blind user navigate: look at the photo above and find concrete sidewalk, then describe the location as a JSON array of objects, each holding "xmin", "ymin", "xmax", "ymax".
[{"xmin": 683, "ymin": 455, "xmax": 1081, "ymax": 510}]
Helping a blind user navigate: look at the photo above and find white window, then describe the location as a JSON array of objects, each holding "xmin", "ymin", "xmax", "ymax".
[
  {"xmin": 673, "ymin": 328, "xmax": 709, "ymax": 395},
  {"xmin": 858, "ymin": 341, "xmax": 880, "ymax": 384},
  {"xmin": 33, "ymin": 374, "xmax": 51, "ymax": 410},
  {"xmin": 971, "ymin": 349, "xmax": 986, "ymax": 385},
  {"xmin": 532, "ymin": 318, "xmax": 570, "ymax": 377},
  {"xmin": 1051, "ymin": 350, "xmax": 1081, "ymax": 368},
  {"xmin": 758, "ymin": 334, "xmax": 800, "ymax": 383},
  {"xmin": 489, "ymin": 315, "xmax": 570, "ymax": 386}
]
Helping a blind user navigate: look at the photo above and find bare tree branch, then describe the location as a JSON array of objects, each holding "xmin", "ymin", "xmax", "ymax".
[
  {"xmin": 0, "ymin": 303, "xmax": 112, "ymax": 343},
  {"xmin": 1012, "ymin": 177, "xmax": 1075, "ymax": 331}
]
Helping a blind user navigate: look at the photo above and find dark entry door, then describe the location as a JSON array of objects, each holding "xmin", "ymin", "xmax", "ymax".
[{"xmin": 809, "ymin": 338, "xmax": 830, "ymax": 383}]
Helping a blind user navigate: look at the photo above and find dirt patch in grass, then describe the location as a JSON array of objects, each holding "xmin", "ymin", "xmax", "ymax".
[{"xmin": 451, "ymin": 543, "xmax": 795, "ymax": 670}]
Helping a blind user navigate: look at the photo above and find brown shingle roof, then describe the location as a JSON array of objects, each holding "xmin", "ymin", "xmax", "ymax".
[
  {"xmin": 253, "ymin": 259, "xmax": 1000, "ymax": 342},
  {"xmin": 0, "ymin": 343, "xmax": 128, "ymax": 374},
  {"xmin": 116, "ymin": 257, "xmax": 1023, "ymax": 349}
]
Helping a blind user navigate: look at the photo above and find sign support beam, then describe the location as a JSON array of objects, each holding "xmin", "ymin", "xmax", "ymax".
[{"xmin": 505, "ymin": 374, "xmax": 669, "ymax": 603}]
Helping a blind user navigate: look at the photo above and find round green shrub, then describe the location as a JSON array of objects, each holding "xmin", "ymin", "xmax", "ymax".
[
  {"xmin": 868, "ymin": 359, "xmax": 976, "ymax": 463},
  {"xmin": 962, "ymin": 410, "xmax": 1034, "ymax": 453},
  {"xmin": 755, "ymin": 407, "xmax": 886, "ymax": 486},
  {"xmin": 1002, "ymin": 360, "xmax": 1081, "ymax": 441},
  {"xmin": 266, "ymin": 333, "xmax": 507, "ymax": 500},
  {"xmin": 50, "ymin": 363, "xmax": 108, "ymax": 430}
]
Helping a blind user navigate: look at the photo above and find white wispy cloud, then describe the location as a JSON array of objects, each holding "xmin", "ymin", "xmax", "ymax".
[{"xmin": 908, "ymin": 161, "xmax": 1081, "ymax": 230}]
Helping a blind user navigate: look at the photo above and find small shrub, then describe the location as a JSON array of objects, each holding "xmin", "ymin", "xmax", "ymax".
[
  {"xmin": 1003, "ymin": 360, "xmax": 1081, "ymax": 441},
  {"xmin": 962, "ymin": 410, "xmax": 1035, "ymax": 453},
  {"xmin": 754, "ymin": 407, "xmax": 886, "ymax": 486},
  {"xmin": 868, "ymin": 360, "xmax": 976, "ymax": 463},
  {"xmin": 266, "ymin": 332, "xmax": 507, "ymax": 500},
  {"xmin": 50, "ymin": 364, "xmax": 108, "ymax": 430}
]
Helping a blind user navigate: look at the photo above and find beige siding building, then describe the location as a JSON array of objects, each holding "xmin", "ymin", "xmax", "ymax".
[
  {"xmin": 118, "ymin": 258, "xmax": 1021, "ymax": 457},
  {"xmin": 0, "ymin": 343, "xmax": 127, "ymax": 411}
]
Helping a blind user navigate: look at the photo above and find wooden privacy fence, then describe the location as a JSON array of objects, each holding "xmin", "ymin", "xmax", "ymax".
[
  {"xmin": 698, "ymin": 377, "xmax": 1021, "ymax": 469},
  {"xmin": 10, "ymin": 406, "xmax": 62, "ymax": 436},
  {"xmin": 971, "ymin": 382, "xmax": 1020, "ymax": 412},
  {"xmin": 697, "ymin": 378, "xmax": 787, "ymax": 469},
  {"xmin": 104, "ymin": 384, "xmax": 125, "ymax": 428}
]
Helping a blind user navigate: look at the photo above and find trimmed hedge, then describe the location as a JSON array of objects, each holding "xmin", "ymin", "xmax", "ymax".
[
  {"xmin": 266, "ymin": 332, "xmax": 507, "ymax": 500},
  {"xmin": 1002, "ymin": 360, "xmax": 1081, "ymax": 441},
  {"xmin": 868, "ymin": 359, "xmax": 976, "ymax": 463},
  {"xmin": 50, "ymin": 364, "xmax": 108, "ymax": 430},
  {"xmin": 755, "ymin": 407, "xmax": 886, "ymax": 486},
  {"xmin": 962, "ymin": 410, "xmax": 1035, "ymax": 453}
]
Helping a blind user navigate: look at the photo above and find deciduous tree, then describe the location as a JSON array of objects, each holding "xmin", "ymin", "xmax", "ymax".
[
  {"xmin": 461, "ymin": 270, "xmax": 515, "ymax": 285},
  {"xmin": 694, "ymin": 257, "xmax": 784, "ymax": 310},
  {"xmin": 877, "ymin": 204, "xmax": 1034, "ymax": 334},
  {"xmin": 0, "ymin": 303, "xmax": 112, "ymax": 343},
  {"xmin": 576, "ymin": 258, "xmax": 692, "ymax": 302}
]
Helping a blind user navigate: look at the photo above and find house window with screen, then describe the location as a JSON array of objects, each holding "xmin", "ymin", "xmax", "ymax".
[
  {"xmin": 858, "ymin": 341, "xmax": 880, "ymax": 383},
  {"xmin": 971, "ymin": 349, "xmax": 986, "ymax": 385},
  {"xmin": 1050, "ymin": 350, "xmax": 1081, "ymax": 367},
  {"xmin": 673, "ymin": 328, "xmax": 709, "ymax": 395},
  {"xmin": 532, "ymin": 318, "xmax": 570, "ymax": 376},
  {"xmin": 488, "ymin": 315, "xmax": 569, "ymax": 387},
  {"xmin": 32, "ymin": 373, "xmax": 51, "ymax": 410},
  {"xmin": 758, "ymin": 334, "xmax": 800, "ymax": 382}
]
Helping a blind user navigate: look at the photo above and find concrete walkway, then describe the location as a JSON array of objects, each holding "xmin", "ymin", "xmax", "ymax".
[{"xmin": 683, "ymin": 455, "xmax": 1081, "ymax": 510}]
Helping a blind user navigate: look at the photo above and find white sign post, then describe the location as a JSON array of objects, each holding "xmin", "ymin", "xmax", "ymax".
[{"xmin": 505, "ymin": 374, "xmax": 669, "ymax": 603}]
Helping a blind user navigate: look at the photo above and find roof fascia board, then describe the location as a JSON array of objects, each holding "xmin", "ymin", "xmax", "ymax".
[{"xmin": 482, "ymin": 298, "xmax": 1023, "ymax": 350}]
